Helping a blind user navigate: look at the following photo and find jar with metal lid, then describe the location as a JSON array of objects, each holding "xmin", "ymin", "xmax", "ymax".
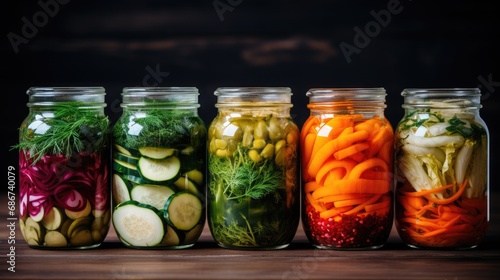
[
  {"xmin": 395, "ymin": 88, "xmax": 489, "ymax": 249},
  {"xmin": 301, "ymin": 88, "xmax": 394, "ymax": 249},
  {"xmin": 17, "ymin": 87, "xmax": 111, "ymax": 249},
  {"xmin": 207, "ymin": 87, "xmax": 300, "ymax": 249},
  {"xmin": 111, "ymin": 87, "xmax": 207, "ymax": 249}
]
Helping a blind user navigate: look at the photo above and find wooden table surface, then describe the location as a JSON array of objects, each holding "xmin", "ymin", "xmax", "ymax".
[{"xmin": 2, "ymin": 195, "xmax": 500, "ymax": 280}]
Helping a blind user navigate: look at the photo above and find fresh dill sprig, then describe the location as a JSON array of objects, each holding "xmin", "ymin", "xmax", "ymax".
[{"xmin": 14, "ymin": 103, "xmax": 109, "ymax": 163}]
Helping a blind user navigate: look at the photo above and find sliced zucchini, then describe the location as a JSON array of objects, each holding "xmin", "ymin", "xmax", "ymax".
[
  {"xmin": 41, "ymin": 207, "xmax": 63, "ymax": 230},
  {"xmin": 113, "ymin": 201, "xmax": 165, "ymax": 247},
  {"xmin": 65, "ymin": 200, "xmax": 92, "ymax": 220},
  {"xmin": 160, "ymin": 225, "xmax": 181, "ymax": 246},
  {"xmin": 138, "ymin": 156, "xmax": 180, "ymax": 182},
  {"xmin": 139, "ymin": 146, "xmax": 176, "ymax": 159},
  {"xmin": 112, "ymin": 174, "xmax": 132, "ymax": 205},
  {"xmin": 184, "ymin": 224, "xmax": 204, "ymax": 244},
  {"xmin": 174, "ymin": 176, "xmax": 200, "ymax": 196},
  {"xmin": 184, "ymin": 169, "xmax": 204, "ymax": 186},
  {"xmin": 115, "ymin": 152, "xmax": 139, "ymax": 165},
  {"xmin": 164, "ymin": 192, "xmax": 203, "ymax": 231},
  {"xmin": 114, "ymin": 144, "xmax": 132, "ymax": 156},
  {"xmin": 130, "ymin": 184, "xmax": 175, "ymax": 210},
  {"xmin": 67, "ymin": 216, "xmax": 92, "ymax": 239},
  {"xmin": 113, "ymin": 158, "xmax": 141, "ymax": 177}
]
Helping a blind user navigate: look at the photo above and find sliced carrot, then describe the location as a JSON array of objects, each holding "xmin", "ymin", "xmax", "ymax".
[
  {"xmin": 353, "ymin": 117, "xmax": 381, "ymax": 136},
  {"xmin": 333, "ymin": 142, "xmax": 369, "ymax": 160},
  {"xmin": 301, "ymin": 133, "xmax": 316, "ymax": 179},
  {"xmin": 307, "ymin": 128, "xmax": 368, "ymax": 177},
  {"xmin": 315, "ymin": 158, "xmax": 356, "ymax": 184},
  {"xmin": 348, "ymin": 151, "xmax": 366, "ymax": 162},
  {"xmin": 306, "ymin": 192, "xmax": 325, "ymax": 212},
  {"xmin": 347, "ymin": 158, "xmax": 388, "ymax": 179},
  {"xmin": 377, "ymin": 141, "xmax": 393, "ymax": 168},
  {"xmin": 334, "ymin": 197, "xmax": 371, "ymax": 208},
  {"xmin": 364, "ymin": 198, "xmax": 391, "ymax": 213},
  {"xmin": 398, "ymin": 182, "xmax": 455, "ymax": 197},
  {"xmin": 300, "ymin": 116, "xmax": 319, "ymax": 143},
  {"xmin": 304, "ymin": 181, "xmax": 321, "ymax": 193},
  {"xmin": 323, "ymin": 169, "xmax": 346, "ymax": 185},
  {"xmin": 366, "ymin": 124, "xmax": 394, "ymax": 157},
  {"xmin": 343, "ymin": 194, "xmax": 382, "ymax": 215},
  {"xmin": 312, "ymin": 179, "xmax": 390, "ymax": 199},
  {"xmin": 319, "ymin": 193, "xmax": 371, "ymax": 203}
]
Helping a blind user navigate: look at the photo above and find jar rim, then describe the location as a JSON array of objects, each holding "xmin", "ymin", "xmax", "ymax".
[
  {"xmin": 214, "ymin": 87, "xmax": 293, "ymax": 105},
  {"xmin": 306, "ymin": 87, "xmax": 387, "ymax": 104},
  {"xmin": 122, "ymin": 87, "xmax": 199, "ymax": 95},
  {"xmin": 26, "ymin": 87, "xmax": 106, "ymax": 107},
  {"xmin": 402, "ymin": 88, "xmax": 481, "ymax": 97}
]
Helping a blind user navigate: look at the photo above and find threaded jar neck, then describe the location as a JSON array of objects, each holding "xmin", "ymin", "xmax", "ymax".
[
  {"xmin": 121, "ymin": 87, "xmax": 200, "ymax": 109},
  {"xmin": 402, "ymin": 88, "xmax": 482, "ymax": 110},
  {"xmin": 214, "ymin": 87, "xmax": 293, "ymax": 108},
  {"xmin": 27, "ymin": 87, "xmax": 106, "ymax": 108}
]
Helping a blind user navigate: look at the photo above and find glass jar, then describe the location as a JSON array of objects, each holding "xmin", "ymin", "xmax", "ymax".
[
  {"xmin": 395, "ymin": 88, "xmax": 489, "ymax": 249},
  {"xmin": 301, "ymin": 88, "xmax": 394, "ymax": 249},
  {"xmin": 207, "ymin": 87, "xmax": 300, "ymax": 249},
  {"xmin": 17, "ymin": 87, "xmax": 111, "ymax": 249},
  {"xmin": 112, "ymin": 87, "xmax": 207, "ymax": 249}
]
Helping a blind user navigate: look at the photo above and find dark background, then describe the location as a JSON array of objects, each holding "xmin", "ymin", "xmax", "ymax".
[{"xmin": 2, "ymin": 0, "xmax": 499, "ymax": 208}]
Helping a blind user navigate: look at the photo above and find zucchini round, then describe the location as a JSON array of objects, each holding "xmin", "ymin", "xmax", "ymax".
[
  {"xmin": 138, "ymin": 156, "xmax": 181, "ymax": 182},
  {"xmin": 139, "ymin": 146, "xmax": 176, "ymax": 159},
  {"xmin": 113, "ymin": 201, "xmax": 165, "ymax": 247},
  {"xmin": 130, "ymin": 184, "xmax": 175, "ymax": 210},
  {"xmin": 112, "ymin": 174, "xmax": 132, "ymax": 205},
  {"xmin": 164, "ymin": 192, "xmax": 203, "ymax": 231}
]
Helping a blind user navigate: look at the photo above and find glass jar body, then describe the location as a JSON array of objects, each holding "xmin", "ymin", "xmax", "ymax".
[
  {"xmin": 18, "ymin": 87, "xmax": 111, "ymax": 249},
  {"xmin": 207, "ymin": 88, "xmax": 300, "ymax": 249},
  {"xmin": 111, "ymin": 87, "xmax": 207, "ymax": 249},
  {"xmin": 394, "ymin": 88, "xmax": 489, "ymax": 249},
  {"xmin": 301, "ymin": 88, "xmax": 394, "ymax": 249}
]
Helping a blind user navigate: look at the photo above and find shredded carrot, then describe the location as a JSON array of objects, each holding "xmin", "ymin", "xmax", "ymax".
[{"xmin": 396, "ymin": 178, "xmax": 488, "ymax": 247}]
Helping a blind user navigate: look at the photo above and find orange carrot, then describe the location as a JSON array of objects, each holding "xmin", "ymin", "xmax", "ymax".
[
  {"xmin": 334, "ymin": 197, "xmax": 372, "ymax": 208},
  {"xmin": 347, "ymin": 158, "xmax": 388, "ymax": 179},
  {"xmin": 304, "ymin": 181, "xmax": 321, "ymax": 193},
  {"xmin": 302, "ymin": 133, "xmax": 316, "ymax": 178},
  {"xmin": 343, "ymin": 194, "xmax": 382, "ymax": 215},
  {"xmin": 315, "ymin": 158, "xmax": 356, "ymax": 184},
  {"xmin": 312, "ymin": 179, "xmax": 390, "ymax": 199},
  {"xmin": 333, "ymin": 143, "xmax": 369, "ymax": 160},
  {"xmin": 307, "ymin": 128, "xmax": 368, "ymax": 177},
  {"xmin": 319, "ymin": 193, "xmax": 371, "ymax": 203},
  {"xmin": 424, "ymin": 179, "xmax": 467, "ymax": 205},
  {"xmin": 398, "ymin": 182, "xmax": 455, "ymax": 197},
  {"xmin": 364, "ymin": 197, "xmax": 391, "ymax": 212},
  {"xmin": 300, "ymin": 116, "xmax": 319, "ymax": 143},
  {"xmin": 366, "ymin": 124, "xmax": 393, "ymax": 157}
]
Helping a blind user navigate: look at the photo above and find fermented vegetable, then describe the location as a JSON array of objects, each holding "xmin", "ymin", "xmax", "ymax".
[{"xmin": 395, "ymin": 100, "xmax": 489, "ymax": 248}]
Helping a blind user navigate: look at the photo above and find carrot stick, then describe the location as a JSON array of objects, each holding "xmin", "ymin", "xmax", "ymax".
[
  {"xmin": 319, "ymin": 193, "xmax": 371, "ymax": 203},
  {"xmin": 302, "ymin": 133, "xmax": 316, "ymax": 178},
  {"xmin": 364, "ymin": 198, "xmax": 391, "ymax": 212},
  {"xmin": 347, "ymin": 158, "xmax": 388, "ymax": 179},
  {"xmin": 353, "ymin": 117, "xmax": 381, "ymax": 136},
  {"xmin": 333, "ymin": 143, "xmax": 369, "ymax": 160},
  {"xmin": 343, "ymin": 194, "xmax": 382, "ymax": 215},
  {"xmin": 323, "ymin": 169, "xmax": 345, "ymax": 185},
  {"xmin": 366, "ymin": 124, "xmax": 393, "ymax": 157},
  {"xmin": 304, "ymin": 181, "xmax": 321, "ymax": 193},
  {"xmin": 307, "ymin": 128, "xmax": 369, "ymax": 177},
  {"xmin": 377, "ymin": 141, "xmax": 393, "ymax": 168},
  {"xmin": 334, "ymin": 197, "xmax": 371, "ymax": 208},
  {"xmin": 300, "ymin": 117, "xmax": 319, "ymax": 143},
  {"xmin": 312, "ymin": 179, "xmax": 390, "ymax": 199},
  {"xmin": 315, "ymin": 158, "xmax": 356, "ymax": 184},
  {"xmin": 306, "ymin": 192, "xmax": 325, "ymax": 212}
]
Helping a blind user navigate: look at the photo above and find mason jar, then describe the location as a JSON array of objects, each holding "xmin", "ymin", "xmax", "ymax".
[
  {"xmin": 17, "ymin": 87, "xmax": 111, "ymax": 249},
  {"xmin": 207, "ymin": 87, "xmax": 300, "ymax": 249},
  {"xmin": 301, "ymin": 88, "xmax": 394, "ymax": 249},
  {"xmin": 111, "ymin": 87, "xmax": 207, "ymax": 249},
  {"xmin": 395, "ymin": 88, "xmax": 489, "ymax": 249}
]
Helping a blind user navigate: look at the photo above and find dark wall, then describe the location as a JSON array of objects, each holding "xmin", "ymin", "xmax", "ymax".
[{"xmin": 2, "ymin": 0, "xmax": 499, "ymax": 195}]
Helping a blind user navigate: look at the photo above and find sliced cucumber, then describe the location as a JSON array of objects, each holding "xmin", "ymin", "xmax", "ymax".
[
  {"xmin": 113, "ymin": 158, "xmax": 141, "ymax": 177},
  {"xmin": 184, "ymin": 224, "xmax": 203, "ymax": 244},
  {"xmin": 160, "ymin": 225, "xmax": 182, "ymax": 246},
  {"xmin": 115, "ymin": 152, "xmax": 139, "ymax": 165},
  {"xmin": 114, "ymin": 144, "xmax": 132, "ymax": 156},
  {"xmin": 138, "ymin": 156, "xmax": 180, "ymax": 182},
  {"xmin": 139, "ymin": 146, "xmax": 176, "ymax": 159},
  {"xmin": 65, "ymin": 200, "xmax": 92, "ymax": 220},
  {"xmin": 184, "ymin": 169, "xmax": 204, "ymax": 186},
  {"xmin": 174, "ymin": 176, "xmax": 200, "ymax": 197},
  {"xmin": 113, "ymin": 201, "xmax": 165, "ymax": 247},
  {"xmin": 41, "ymin": 207, "xmax": 63, "ymax": 230},
  {"xmin": 164, "ymin": 192, "xmax": 203, "ymax": 231},
  {"xmin": 130, "ymin": 184, "xmax": 175, "ymax": 210},
  {"xmin": 112, "ymin": 174, "xmax": 132, "ymax": 205}
]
